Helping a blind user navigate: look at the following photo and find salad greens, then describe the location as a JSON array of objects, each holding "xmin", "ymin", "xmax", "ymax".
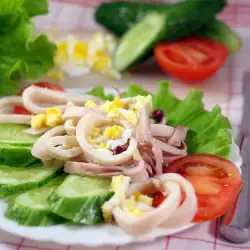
[
  {"xmin": 120, "ymin": 83, "xmax": 150, "ymax": 98},
  {"xmin": 87, "ymin": 81, "xmax": 232, "ymax": 159},
  {"xmin": 86, "ymin": 85, "xmax": 114, "ymax": 101},
  {"xmin": 23, "ymin": 0, "xmax": 49, "ymax": 17},
  {"xmin": 0, "ymin": 0, "xmax": 56, "ymax": 96}
]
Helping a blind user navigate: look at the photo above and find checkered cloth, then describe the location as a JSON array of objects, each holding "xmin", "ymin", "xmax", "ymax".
[{"xmin": 0, "ymin": 0, "xmax": 249, "ymax": 249}]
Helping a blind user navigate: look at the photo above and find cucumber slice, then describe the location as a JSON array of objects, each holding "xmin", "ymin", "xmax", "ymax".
[
  {"xmin": 0, "ymin": 144, "xmax": 37, "ymax": 167},
  {"xmin": 49, "ymin": 175, "xmax": 113, "ymax": 224},
  {"xmin": 0, "ymin": 163, "xmax": 63, "ymax": 198},
  {"xmin": 5, "ymin": 174, "xmax": 67, "ymax": 226},
  {"xmin": 0, "ymin": 124, "xmax": 39, "ymax": 146},
  {"xmin": 113, "ymin": 12, "xmax": 166, "ymax": 72}
]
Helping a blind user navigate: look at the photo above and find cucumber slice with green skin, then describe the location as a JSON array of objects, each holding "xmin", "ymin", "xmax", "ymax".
[
  {"xmin": 0, "ymin": 163, "xmax": 63, "ymax": 198},
  {"xmin": 113, "ymin": 12, "xmax": 167, "ymax": 72},
  {"xmin": 49, "ymin": 175, "xmax": 113, "ymax": 224},
  {"xmin": 0, "ymin": 124, "xmax": 39, "ymax": 146},
  {"xmin": 0, "ymin": 144, "xmax": 38, "ymax": 167},
  {"xmin": 5, "ymin": 174, "xmax": 67, "ymax": 226}
]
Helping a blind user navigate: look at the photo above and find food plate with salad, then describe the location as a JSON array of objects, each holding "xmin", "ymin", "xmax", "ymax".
[
  {"xmin": 0, "ymin": 81, "xmax": 242, "ymax": 246},
  {"xmin": 0, "ymin": 0, "xmax": 243, "ymax": 246}
]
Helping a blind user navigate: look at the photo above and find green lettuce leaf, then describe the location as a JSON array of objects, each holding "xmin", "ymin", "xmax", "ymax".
[
  {"xmin": 152, "ymin": 81, "xmax": 232, "ymax": 158},
  {"xmin": 86, "ymin": 86, "xmax": 114, "ymax": 101},
  {"xmin": 0, "ymin": 0, "xmax": 56, "ymax": 96},
  {"xmin": 87, "ymin": 81, "xmax": 232, "ymax": 158},
  {"xmin": 120, "ymin": 83, "xmax": 150, "ymax": 98},
  {"xmin": 23, "ymin": 0, "xmax": 49, "ymax": 17}
]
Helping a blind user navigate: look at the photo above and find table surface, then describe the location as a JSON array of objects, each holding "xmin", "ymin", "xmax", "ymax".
[{"xmin": 1, "ymin": 0, "xmax": 249, "ymax": 249}]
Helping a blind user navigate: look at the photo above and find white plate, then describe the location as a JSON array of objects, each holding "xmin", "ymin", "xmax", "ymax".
[
  {"xmin": 0, "ymin": 88, "xmax": 243, "ymax": 246},
  {"xmin": 0, "ymin": 140, "xmax": 242, "ymax": 247}
]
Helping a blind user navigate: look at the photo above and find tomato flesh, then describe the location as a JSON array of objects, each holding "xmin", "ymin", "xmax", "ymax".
[
  {"xmin": 154, "ymin": 38, "xmax": 229, "ymax": 82},
  {"xmin": 14, "ymin": 82, "xmax": 65, "ymax": 114},
  {"xmin": 153, "ymin": 192, "xmax": 166, "ymax": 208},
  {"xmin": 14, "ymin": 106, "xmax": 32, "ymax": 115},
  {"xmin": 153, "ymin": 191, "xmax": 186, "ymax": 208},
  {"xmin": 163, "ymin": 154, "xmax": 242, "ymax": 222}
]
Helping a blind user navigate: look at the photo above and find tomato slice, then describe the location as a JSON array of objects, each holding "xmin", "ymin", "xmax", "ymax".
[
  {"xmin": 153, "ymin": 192, "xmax": 166, "ymax": 208},
  {"xmin": 153, "ymin": 191, "xmax": 186, "ymax": 208},
  {"xmin": 14, "ymin": 82, "xmax": 65, "ymax": 114},
  {"xmin": 14, "ymin": 106, "xmax": 32, "ymax": 115},
  {"xmin": 163, "ymin": 154, "xmax": 242, "ymax": 222},
  {"xmin": 154, "ymin": 38, "xmax": 228, "ymax": 82}
]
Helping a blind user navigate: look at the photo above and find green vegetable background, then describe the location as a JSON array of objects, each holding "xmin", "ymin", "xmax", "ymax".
[{"xmin": 0, "ymin": 0, "xmax": 56, "ymax": 96}]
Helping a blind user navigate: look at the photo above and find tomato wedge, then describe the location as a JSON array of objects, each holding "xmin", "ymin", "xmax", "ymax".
[
  {"xmin": 14, "ymin": 82, "xmax": 65, "ymax": 115},
  {"xmin": 163, "ymin": 154, "xmax": 242, "ymax": 222},
  {"xmin": 153, "ymin": 191, "xmax": 186, "ymax": 208},
  {"xmin": 154, "ymin": 38, "xmax": 228, "ymax": 82}
]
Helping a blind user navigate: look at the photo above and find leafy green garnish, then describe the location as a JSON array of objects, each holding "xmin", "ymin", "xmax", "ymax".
[
  {"xmin": 23, "ymin": 0, "xmax": 49, "ymax": 17},
  {"xmin": 86, "ymin": 86, "xmax": 114, "ymax": 101},
  {"xmin": 0, "ymin": 0, "xmax": 56, "ymax": 96},
  {"xmin": 120, "ymin": 83, "xmax": 150, "ymax": 98},
  {"xmin": 87, "ymin": 81, "xmax": 232, "ymax": 158},
  {"xmin": 152, "ymin": 81, "xmax": 232, "ymax": 158}
]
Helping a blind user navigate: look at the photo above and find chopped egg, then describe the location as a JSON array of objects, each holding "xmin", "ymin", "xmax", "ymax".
[
  {"xmin": 113, "ymin": 98, "xmax": 125, "ymax": 108},
  {"xmin": 30, "ymin": 108, "xmax": 63, "ymax": 129},
  {"xmin": 129, "ymin": 95, "xmax": 152, "ymax": 111},
  {"xmin": 84, "ymin": 100, "xmax": 97, "ymax": 109},
  {"xmin": 125, "ymin": 192, "xmax": 153, "ymax": 217},
  {"xmin": 98, "ymin": 143, "xmax": 107, "ymax": 149},
  {"xmin": 102, "ymin": 175, "xmax": 154, "ymax": 221},
  {"xmin": 134, "ymin": 192, "xmax": 153, "ymax": 206},
  {"xmin": 31, "ymin": 114, "xmax": 46, "ymax": 129},
  {"xmin": 101, "ymin": 99, "xmax": 138, "ymax": 125},
  {"xmin": 50, "ymin": 33, "xmax": 120, "ymax": 81},
  {"xmin": 106, "ymin": 128, "xmax": 132, "ymax": 150},
  {"xmin": 45, "ymin": 108, "xmax": 63, "ymax": 127},
  {"xmin": 101, "ymin": 99, "xmax": 125, "ymax": 114},
  {"xmin": 102, "ymin": 175, "xmax": 130, "ymax": 222},
  {"xmin": 126, "ymin": 200, "xmax": 145, "ymax": 217},
  {"xmin": 104, "ymin": 125, "xmax": 124, "ymax": 139},
  {"xmin": 117, "ymin": 109, "xmax": 137, "ymax": 126},
  {"xmin": 92, "ymin": 127, "xmax": 101, "ymax": 138},
  {"xmin": 87, "ymin": 124, "xmax": 131, "ymax": 151}
]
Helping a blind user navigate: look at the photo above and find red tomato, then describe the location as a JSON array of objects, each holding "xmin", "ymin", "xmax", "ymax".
[
  {"xmin": 153, "ymin": 192, "xmax": 166, "ymax": 208},
  {"xmin": 14, "ymin": 106, "xmax": 32, "ymax": 115},
  {"xmin": 14, "ymin": 82, "xmax": 65, "ymax": 115},
  {"xmin": 154, "ymin": 38, "xmax": 228, "ymax": 82},
  {"xmin": 163, "ymin": 154, "xmax": 242, "ymax": 222},
  {"xmin": 153, "ymin": 191, "xmax": 186, "ymax": 208}
]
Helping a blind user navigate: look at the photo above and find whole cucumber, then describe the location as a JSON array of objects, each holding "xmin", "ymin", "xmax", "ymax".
[
  {"xmin": 193, "ymin": 19, "xmax": 242, "ymax": 53},
  {"xmin": 95, "ymin": 0, "xmax": 227, "ymax": 42},
  {"xmin": 95, "ymin": 1, "xmax": 172, "ymax": 36}
]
